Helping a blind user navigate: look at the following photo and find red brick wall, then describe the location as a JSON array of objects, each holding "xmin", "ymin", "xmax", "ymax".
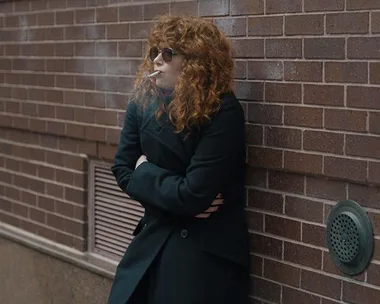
[{"xmin": 1, "ymin": 0, "xmax": 380, "ymax": 303}]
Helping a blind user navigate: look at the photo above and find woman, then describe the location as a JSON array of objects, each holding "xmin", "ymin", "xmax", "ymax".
[{"xmin": 108, "ymin": 15, "xmax": 250, "ymax": 304}]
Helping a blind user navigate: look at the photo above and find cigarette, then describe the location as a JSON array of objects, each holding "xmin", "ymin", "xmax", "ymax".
[{"xmin": 146, "ymin": 71, "xmax": 161, "ymax": 78}]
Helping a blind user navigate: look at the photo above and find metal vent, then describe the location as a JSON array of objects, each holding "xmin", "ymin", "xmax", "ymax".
[
  {"xmin": 88, "ymin": 160, "xmax": 144, "ymax": 261},
  {"xmin": 326, "ymin": 200, "xmax": 374, "ymax": 276}
]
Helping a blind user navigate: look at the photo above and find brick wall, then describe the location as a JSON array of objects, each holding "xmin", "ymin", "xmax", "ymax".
[{"xmin": 1, "ymin": 0, "xmax": 380, "ymax": 303}]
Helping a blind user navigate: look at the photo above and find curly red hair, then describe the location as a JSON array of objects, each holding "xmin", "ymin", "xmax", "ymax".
[{"xmin": 133, "ymin": 15, "xmax": 235, "ymax": 133}]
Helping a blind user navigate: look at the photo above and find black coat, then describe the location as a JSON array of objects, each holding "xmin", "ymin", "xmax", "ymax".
[{"xmin": 107, "ymin": 91, "xmax": 250, "ymax": 304}]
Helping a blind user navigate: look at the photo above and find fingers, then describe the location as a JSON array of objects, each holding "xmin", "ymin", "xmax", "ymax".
[
  {"xmin": 194, "ymin": 193, "xmax": 224, "ymax": 218},
  {"xmin": 195, "ymin": 213, "xmax": 210, "ymax": 218}
]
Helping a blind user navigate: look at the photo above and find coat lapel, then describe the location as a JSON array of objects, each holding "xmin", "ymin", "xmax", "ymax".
[{"xmin": 140, "ymin": 101, "xmax": 190, "ymax": 166}]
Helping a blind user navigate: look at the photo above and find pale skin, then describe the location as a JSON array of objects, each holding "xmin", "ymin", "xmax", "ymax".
[{"xmin": 135, "ymin": 44, "xmax": 223, "ymax": 218}]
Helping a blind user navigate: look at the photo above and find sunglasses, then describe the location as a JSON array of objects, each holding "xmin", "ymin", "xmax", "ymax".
[{"xmin": 149, "ymin": 47, "xmax": 178, "ymax": 63}]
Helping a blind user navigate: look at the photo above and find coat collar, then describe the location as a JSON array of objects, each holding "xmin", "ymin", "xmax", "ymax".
[{"xmin": 140, "ymin": 92, "xmax": 191, "ymax": 166}]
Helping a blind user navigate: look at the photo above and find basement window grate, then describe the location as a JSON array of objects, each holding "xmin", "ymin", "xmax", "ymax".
[{"xmin": 88, "ymin": 160, "xmax": 144, "ymax": 261}]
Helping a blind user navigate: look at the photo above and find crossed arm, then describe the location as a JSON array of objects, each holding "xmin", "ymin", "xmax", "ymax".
[{"xmin": 112, "ymin": 99, "xmax": 244, "ymax": 218}]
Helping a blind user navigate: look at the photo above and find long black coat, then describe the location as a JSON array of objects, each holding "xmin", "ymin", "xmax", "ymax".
[{"xmin": 107, "ymin": 91, "xmax": 250, "ymax": 304}]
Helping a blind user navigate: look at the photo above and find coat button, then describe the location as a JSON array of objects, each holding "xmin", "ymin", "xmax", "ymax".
[{"xmin": 180, "ymin": 229, "xmax": 188, "ymax": 238}]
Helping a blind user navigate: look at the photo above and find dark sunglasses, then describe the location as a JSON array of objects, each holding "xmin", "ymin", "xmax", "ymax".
[{"xmin": 149, "ymin": 47, "xmax": 178, "ymax": 63}]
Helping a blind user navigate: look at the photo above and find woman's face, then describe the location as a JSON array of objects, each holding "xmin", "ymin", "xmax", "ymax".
[{"xmin": 151, "ymin": 45, "xmax": 185, "ymax": 90}]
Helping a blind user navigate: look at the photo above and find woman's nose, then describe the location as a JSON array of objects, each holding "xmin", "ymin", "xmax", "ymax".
[{"xmin": 153, "ymin": 52, "xmax": 163, "ymax": 65}]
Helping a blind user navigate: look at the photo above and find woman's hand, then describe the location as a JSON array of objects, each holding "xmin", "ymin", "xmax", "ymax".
[
  {"xmin": 135, "ymin": 154, "xmax": 148, "ymax": 169},
  {"xmin": 195, "ymin": 193, "xmax": 223, "ymax": 218}
]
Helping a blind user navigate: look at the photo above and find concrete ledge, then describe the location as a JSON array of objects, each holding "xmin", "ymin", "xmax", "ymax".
[{"xmin": 0, "ymin": 222, "xmax": 118, "ymax": 280}]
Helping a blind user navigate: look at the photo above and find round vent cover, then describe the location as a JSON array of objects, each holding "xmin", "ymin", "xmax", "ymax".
[{"xmin": 326, "ymin": 200, "xmax": 374, "ymax": 276}]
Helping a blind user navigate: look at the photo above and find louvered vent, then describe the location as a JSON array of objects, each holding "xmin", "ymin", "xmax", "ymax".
[{"xmin": 88, "ymin": 160, "xmax": 144, "ymax": 261}]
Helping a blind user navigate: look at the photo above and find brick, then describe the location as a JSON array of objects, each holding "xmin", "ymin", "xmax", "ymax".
[
  {"xmin": 367, "ymin": 263, "xmax": 380, "ymax": 286},
  {"xmin": 343, "ymin": 281, "xmax": 380, "ymax": 304},
  {"xmin": 268, "ymin": 171, "xmax": 303, "ymax": 195},
  {"xmin": 50, "ymin": 0, "xmax": 68, "ymax": 9},
  {"xmin": 234, "ymin": 81, "xmax": 263, "ymax": 101},
  {"xmin": 85, "ymin": 126, "xmax": 106, "ymax": 142},
  {"xmin": 251, "ymin": 277, "xmax": 281, "ymax": 302},
  {"xmin": 285, "ymin": 242, "xmax": 322, "ymax": 269},
  {"xmin": 38, "ymin": 165, "xmax": 55, "ymax": 180},
  {"xmin": 199, "ymin": 0, "xmax": 229, "ymax": 16},
  {"xmin": 215, "ymin": 18, "xmax": 246, "ymax": 37},
  {"xmin": 248, "ymin": 61, "xmax": 283, "ymax": 80},
  {"xmin": 372, "ymin": 12, "xmax": 380, "ymax": 33},
  {"xmin": 285, "ymin": 106, "xmax": 323, "ymax": 128},
  {"xmin": 306, "ymin": 176, "xmax": 346, "ymax": 202},
  {"xmin": 56, "ymin": 11, "xmax": 74, "ymax": 25},
  {"xmin": 348, "ymin": 37, "xmax": 380, "ymax": 59},
  {"xmin": 37, "ymin": 12, "xmax": 55, "ymax": 26},
  {"xmin": 247, "ymin": 147, "xmax": 283, "ymax": 169},
  {"xmin": 234, "ymin": 60, "xmax": 246, "ymax": 79},
  {"xmin": 30, "ymin": 208, "xmax": 46, "ymax": 224},
  {"xmin": 245, "ymin": 124, "xmax": 263, "ymax": 145},
  {"xmin": 325, "ymin": 62, "xmax": 367, "ymax": 83},
  {"xmin": 266, "ymin": 127, "xmax": 301, "ymax": 149},
  {"xmin": 346, "ymin": 0, "xmax": 380, "ymax": 10},
  {"xmin": 303, "ymin": 130, "xmax": 344, "ymax": 154},
  {"xmin": 284, "ymin": 151, "xmax": 323, "ymax": 175},
  {"xmin": 285, "ymin": 196, "xmax": 323, "ymax": 223},
  {"xmin": 47, "ymin": 121, "xmax": 65, "ymax": 136},
  {"xmin": 349, "ymin": 184, "xmax": 380, "ymax": 209},
  {"xmin": 248, "ymin": 16, "xmax": 282, "ymax": 36},
  {"xmin": 66, "ymin": 124, "xmax": 85, "ymax": 140},
  {"xmin": 266, "ymin": 83, "xmax": 301, "ymax": 103},
  {"xmin": 370, "ymin": 63, "xmax": 380, "ymax": 84},
  {"xmin": 285, "ymin": 15, "xmax": 324, "ymax": 35},
  {"xmin": 144, "ymin": 3, "xmax": 169, "ymax": 20},
  {"xmin": 245, "ymin": 166, "xmax": 267, "ymax": 188},
  {"xmin": 327, "ymin": 12, "xmax": 369, "ymax": 34},
  {"xmin": 107, "ymin": 24, "xmax": 129, "ymax": 40},
  {"xmin": 231, "ymin": 39, "xmax": 264, "ymax": 58},
  {"xmin": 266, "ymin": 0, "xmax": 301, "ymax": 14},
  {"xmin": 304, "ymin": 38, "xmax": 345, "ymax": 59},
  {"xmin": 247, "ymin": 189, "xmax": 283, "ymax": 213},
  {"xmin": 85, "ymin": 25, "xmax": 106, "ymax": 40},
  {"xmin": 65, "ymin": 187, "xmax": 85, "ymax": 205},
  {"xmin": 347, "ymin": 135, "xmax": 380, "ymax": 159},
  {"xmin": 284, "ymin": 62, "xmax": 322, "ymax": 82},
  {"xmin": 251, "ymin": 234, "xmax": 283, "ymax": 259},
  {"xmin": 95, "ymin": 42, "xmax": 117, "ymax": 57},
  {"xmin": 55, "ymin": 42, "xmax": 74, "ymax": 57},
  {"xmin": 84, "ymin": 92, "xmax": 105, "ymax": 108},
  {"xmin": 264, "ymin": 259, "xmax": 300, "ymax": 287},
  {"xmin": 30, "ymin": 120, "xmax": 46, "ymax": 133},
  {"xmin": 265, "ymin": 215, "xmax": 301, "ymax": 241},
  {"xmin": 75, "ymin": 8, "xmax": 95, "ymax": 24},
  {"xmin": 46, "ymin": 183, "xmax": 63, "ymax": 199},
  {"xmin": 246, "ymin": 210, "xmax": 263, "ymax": 232},
  {"xmin": 369, "ymin": 213, "xmax": 380, "ymax": 235},
  {"xmin": 302, "ymin": 223, "xmax": 325, "ymax": 247},
  {"xmin": 96, "ymin": 7, "xmax": 118, "ymax": 23},
  {"xmin": 283, "ymin": 286, "xmax": 320, "ymax": 304},
  {"xmin": 369, "ymin": 162, "xmax": 380, "ymax": 183},
  {"xmin": 347, "ymin": 86, "xmax": 380, "ymax": 110},
  {"xmin": 301, "ymin": 270, "xmax": 341, "ymax": 300},
  {"xmin": 374, "ymin": 239, "xmax": 380, "ymax": 261},
  {"xmin": 324, "ymin": 157, "xmax": 367, "ymax": 183},
  {"xmin": 12, "ymin": 203, "xmax": 28, "ymax": 217},
  {"xmin": 170, "ymin": 1, "xmax": 198, "ymax": 16},
  {"xmin": 231, "ymin": 0, "xmax": 263, "ymax": 15},
  {"xmin": 325, "ymin": 109, "xmax": 367, "ymax": 132},
  {"xmin": 304, "ymin": 0, "xmax": 344, "ymax": 11},
  {"xmin": 130, "ymin": 22, "xmax": 153, "ymax": 39},
  {"xmin": 119, "ymin": 41, "xmax": 142, "ymax": 58},
  {"xmin": 266, "ymin": 38, "xmax": 302, "ymax": 58},
  {"xmin": 95, "ymin": 110, "xmax": 118, "ymax": 126}
]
